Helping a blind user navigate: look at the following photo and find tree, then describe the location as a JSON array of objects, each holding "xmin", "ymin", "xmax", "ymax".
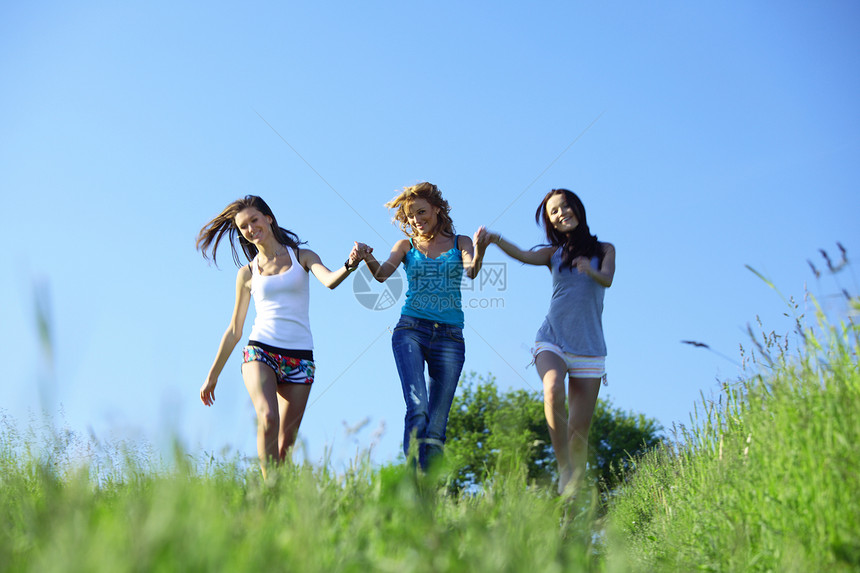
[{"xmin": 445, "ymin": 372, "xmax": 663, "ymax": 493}]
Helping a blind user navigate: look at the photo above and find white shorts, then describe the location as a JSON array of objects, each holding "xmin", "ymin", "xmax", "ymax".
[{"xmin": 532, "ymin": 341, "xmax": 607, "ymax": 384}]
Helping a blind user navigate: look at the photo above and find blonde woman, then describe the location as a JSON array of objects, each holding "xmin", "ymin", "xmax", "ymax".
[{"xmin": 361, "ymin": 182, "xmax": 487, "ymax": 469}]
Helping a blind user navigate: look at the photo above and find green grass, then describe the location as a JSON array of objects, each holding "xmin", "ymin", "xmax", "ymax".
[
  {"xmin": 606, "ymin": 297, "xmax": 860, "ymax": 572},
  {"xmin": 5, "ymin": 278, "xmax": 858, "ymax": 571},
  {"xmin": 0, "ymin": 418, "xmax": 605, "ymax": 572}
]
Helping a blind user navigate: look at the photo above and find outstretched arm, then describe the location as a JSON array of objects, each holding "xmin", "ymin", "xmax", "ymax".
[
  {"xmin": 200, "ymin": 266, "xmax": 252, "ymax": 406},
  {"xmin": 362, "ymin": 239, "xmax": 411, "ymax": 282},
  {"xmin": 461, "ymin": 229, "xmax": 488, "ymax": 279},
  {"xmin": 485, "ymin": 230, "xmax": 555, "ymax": 267},
  {"xmin": 301, "ymin": 246, "xmax": 362, "ymax": 289},
  {"xmin": 574, "ymin": 242, "xmax": 615, "ymax": 287}
]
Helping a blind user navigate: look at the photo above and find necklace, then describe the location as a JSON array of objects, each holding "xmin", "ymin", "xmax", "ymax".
[
  {"xmin": 415, "ymin": 235, "xmax": 452, "ymax": 257},
  {"xmin": 414, "ymin": 236, "xmax": 431, "ymax": 256},
  {"xmin": 260, "ymin": 245, "xmax": 287, "ymax": 263}
]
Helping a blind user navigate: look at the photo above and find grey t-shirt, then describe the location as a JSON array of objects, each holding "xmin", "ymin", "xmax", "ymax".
[{"xmin": 535, "ymin": 248, "xmax": 606, "ymax": 356}]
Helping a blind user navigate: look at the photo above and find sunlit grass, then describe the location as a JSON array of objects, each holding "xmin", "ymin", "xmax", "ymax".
[
  {"xmin": 9, "ymin": 251, "xmax": 858, "ymax": 571},
  {"xmin": 0, "ymin": 414, "xmax": 604, "ymax": 572},
  {"xmin": 606, "ymin": 289, "xmax": 860, "ymax": 571}
]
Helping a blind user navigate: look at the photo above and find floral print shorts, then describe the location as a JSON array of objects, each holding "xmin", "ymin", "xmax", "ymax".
[{"xmin": 242, "ymin": 345, "xmax": 315, "ymax": 385}]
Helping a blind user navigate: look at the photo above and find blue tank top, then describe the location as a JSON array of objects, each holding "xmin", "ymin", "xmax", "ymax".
[
  {"xmin": 535, "ymin": 248, "xmax": 606, "ymax": 356},
  {"xmin": 401, "ymin": 237, "xmax": 465, "ymax": 328}
]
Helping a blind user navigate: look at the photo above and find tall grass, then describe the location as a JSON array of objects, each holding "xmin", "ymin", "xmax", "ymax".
[
  {"xmin": 607, "ymin": 292, "xmax": 860, "ymax": 571},
  {"xmin": 9, "ymin": 259, "xmax": 858, "ymax": 571},
  {"xmin": 7, "ymin": 282, "xmax": 608, "ymax": 572},
  {"xmin": 0, "ymin": 413, "xmax": 605, "ymax": 573}
]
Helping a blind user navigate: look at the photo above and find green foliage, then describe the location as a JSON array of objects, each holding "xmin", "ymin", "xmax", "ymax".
[
  {"xmin": 0, "ymin": 418, "xmax": 603, "ymax": 573},
  {"xmin": 607, "ymin": 284, "xmax": 860, "ymax": 571},
  {"xmin": 590, "ymin": 400, "xmax": 664, "ymax": 492},
  {"xmin": 445, "ymin": 373, "xmax": 552, "ymax": 490},
  {"xmin": 445, "ymin": 373, "xmax": 663, "ymax": 493}
]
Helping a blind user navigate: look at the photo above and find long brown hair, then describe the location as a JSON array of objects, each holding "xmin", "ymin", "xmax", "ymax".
[
  {"xmin": 385, "ymin": 182, "xmax": 455, "ymax": 239},
  {"xmin": 535, "ymin": 188, "xmax": 602, "ymax": 270},
  {"xmin": 196, "ymin": 195, "xmax": 303, "ymax": 267}
]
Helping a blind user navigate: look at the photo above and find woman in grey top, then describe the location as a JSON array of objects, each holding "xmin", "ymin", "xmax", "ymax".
[{"xmin": 479, "ymin": 189, "xmax": 616, "ymax": 495}]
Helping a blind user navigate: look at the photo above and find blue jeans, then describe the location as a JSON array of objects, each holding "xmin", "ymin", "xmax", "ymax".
[{"xmin": 391, "ymin": 315, "xmax": 466, "ymax": 469}]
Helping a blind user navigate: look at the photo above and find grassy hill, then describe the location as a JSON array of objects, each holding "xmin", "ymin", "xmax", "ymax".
[
  {"xmin": 3, "ymin": 297, "xmax": 857, "ymax": 571},
  {"xmin": 606, "ymin": 297, "xmax": 860, "ymax": 571}
]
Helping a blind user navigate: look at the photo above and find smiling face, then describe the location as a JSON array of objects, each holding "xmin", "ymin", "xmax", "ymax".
[
  {"xmin": 234, "ymin": 207, "xmax": 273, "ymax": 244},
  {"xmin": 404, "ymin": 198, "xmax": 440, "ymax": 236},
  {"xmin": 545, "ymin": 192, "xmax": 579, "ymax": 234}
]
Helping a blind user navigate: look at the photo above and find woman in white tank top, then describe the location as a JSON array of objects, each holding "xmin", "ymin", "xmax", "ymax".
[{"xmin": 196, "ymin": 195, "xmax": 364, "ymax": 478}]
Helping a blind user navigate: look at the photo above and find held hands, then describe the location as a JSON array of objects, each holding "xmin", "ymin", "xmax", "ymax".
[
  {"xmin": 473, "ymin": 226, "xmax": 492, "ymax": 250},
  {"xmin": 347, "ymin": 242, "xmax": 373, "ymax": 269},
  {"xmin": 355, "ymin": 242, "xmax": 373, "ymax": 258}
]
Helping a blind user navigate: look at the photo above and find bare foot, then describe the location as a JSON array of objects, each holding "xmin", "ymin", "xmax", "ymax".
[
  {"xmin": 559, "ymin": 478, "xmax": 580, "ymax": 499},
  {"xmin": 557, "ymin": 467, "xmax": 573, "ymax": 495}
]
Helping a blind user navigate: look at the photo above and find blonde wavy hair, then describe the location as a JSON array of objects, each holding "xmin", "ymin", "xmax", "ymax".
[{"xmin": 385, "ymin": 182, "xmax": 455, "ymax": 239}]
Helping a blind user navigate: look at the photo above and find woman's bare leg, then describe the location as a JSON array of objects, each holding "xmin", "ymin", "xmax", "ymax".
[
  {"xmin": 536, "ymin": 350, "xmax": 572, "ymax": 494},
  {"xmin": 276, "ymin": 383, "xmax": 312, "ymax": 462},
  {"xmin": 242, "ymin": 361, "xmax": 280, "ymax": 478},
  {"xmin": 567, "ymin": 377, "xmax": 601, "ymax": 495}
]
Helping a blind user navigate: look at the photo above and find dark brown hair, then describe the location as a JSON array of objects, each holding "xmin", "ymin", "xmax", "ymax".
[
  {"xmin": 535, "ymin": 188, "xmax": 602, "ymax": 270},
  {"xmin": 196, "ymin": 195, "xmax": 303, "ymax": 267}
]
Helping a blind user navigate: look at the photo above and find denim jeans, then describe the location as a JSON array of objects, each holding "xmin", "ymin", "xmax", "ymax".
[{"xmin": 391, "ymin": 315, "xmax": 466, "ymax": 469}]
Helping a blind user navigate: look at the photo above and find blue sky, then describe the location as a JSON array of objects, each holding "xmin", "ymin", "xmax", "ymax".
[{"xmin": 2, "ymin": 1, "xmax": 858, "ymax": 469}]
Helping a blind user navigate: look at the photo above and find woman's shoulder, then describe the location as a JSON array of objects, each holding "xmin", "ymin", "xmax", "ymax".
[
  {"xmin": 599, "ymin": 241, "xmax": 615, "ymax": 255},
  {"xmin": 296, "ymin": 246, "xmax": 321, "ymax": 270},
  {"xmin": 539, "ymin": 244, "xmax": 561, "ymax": 260},
  {"xmin": 393, "ymin": 238, "xmax": 413, "ymax": 265},
  {"xmin": 455, "ymin": 234, "xmax": 473, "ymax": 250},
  {"xmin": 236, "ymin": 262, "xmax": 253, "ymax": 287}
]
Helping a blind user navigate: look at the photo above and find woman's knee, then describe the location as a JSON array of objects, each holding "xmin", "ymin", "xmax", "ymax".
[
  {"xmin": 258, "ymin": 408, "xmax": 279, "ymax": 433},
  {"xmin": 568, "ymin": 415, "xmax": 593, "ymax": 440},
  {"xmin": 542, "ymin": 374, "xmax": 566, "ymax": 404}
]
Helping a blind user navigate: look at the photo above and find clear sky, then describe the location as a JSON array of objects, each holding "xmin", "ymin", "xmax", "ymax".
[{"xmin": 2, "ymin": 1, "xmax": 858, "ymax": 469}]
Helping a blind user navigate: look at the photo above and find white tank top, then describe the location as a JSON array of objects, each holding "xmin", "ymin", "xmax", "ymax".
[{"xmin": 248, "ymin": 248, "xmax": 314, "ymax": 350}]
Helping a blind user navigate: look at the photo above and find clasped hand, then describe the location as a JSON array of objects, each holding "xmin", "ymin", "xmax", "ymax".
[{"xmin": 347, "ymin": 242, "xmax": 374, "ymax": 269}]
